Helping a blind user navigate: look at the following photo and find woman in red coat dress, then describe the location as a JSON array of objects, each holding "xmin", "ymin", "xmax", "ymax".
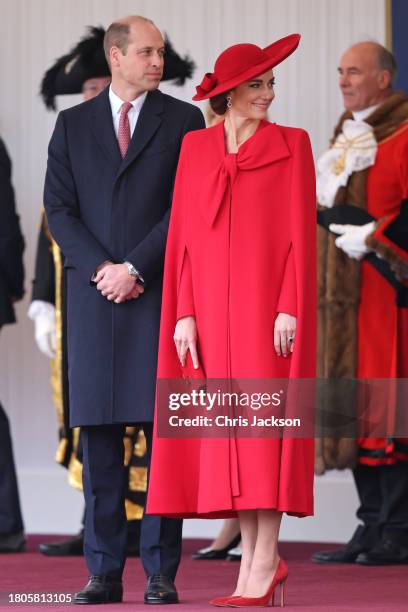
[{"xmin": 147, "ymin": 34, "xmax": 316, "ymax": 607}]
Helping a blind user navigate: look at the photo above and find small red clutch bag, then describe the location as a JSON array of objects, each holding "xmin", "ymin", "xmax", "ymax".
[{"xmin": 182, "ymin": 350, "xmax": 206, "ymax": 380}]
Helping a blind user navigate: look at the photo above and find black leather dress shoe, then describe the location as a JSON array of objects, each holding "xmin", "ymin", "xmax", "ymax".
[
  {"xmin": 74, "ymin": 575, "xmax": 123, "ymax": 605},
  {"xmin": 311, "ymin": 525, "xmax": 375, "ymax": 564},
  {"xmin": 144, "ymin": 575, "xmax": 178, "ymax": 605},
  {"xmin": 311, "ymin": 542, "xmax": 368, "ymax": 564},
  {"xmin": 39, "ymin": 532, "xmax": 84, "ymax": 557},
  {"xmin": 192, "ymin": 534, "xmax": 241, "ymax": 560},
  {"xmin": 356, "ymin": 539, "xmax": 408, "ymax": 565},
  {"xmin": 0, "ymin": 531, "xmax": 26, "ymax": 553}
]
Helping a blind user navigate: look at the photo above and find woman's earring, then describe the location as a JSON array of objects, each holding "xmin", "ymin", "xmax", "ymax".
[{"xmin": 226, "ymin": 95, "xmax": 232, "ymax": 109}]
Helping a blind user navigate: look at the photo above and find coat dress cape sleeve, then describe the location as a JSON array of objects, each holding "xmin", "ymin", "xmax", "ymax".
[{"xmin": 147, "ymin": 121, "xmax": 316, "ymax": 518}]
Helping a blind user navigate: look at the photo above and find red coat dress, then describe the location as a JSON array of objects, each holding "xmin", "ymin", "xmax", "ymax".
[
  {"xmin": 358, "ymin": 121, "xmax": 408, "ymax": 465},
  {"xmin": 147, "ymin": 120, "xmax": 316, "ymax": 518}
]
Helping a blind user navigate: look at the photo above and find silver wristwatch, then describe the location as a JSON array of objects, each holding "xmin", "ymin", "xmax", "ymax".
[{"xmin": 124, "ymin": 261, "xmax": 145, "ymax": 285}]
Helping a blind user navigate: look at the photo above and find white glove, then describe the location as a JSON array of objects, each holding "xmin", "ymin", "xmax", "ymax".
[
  {"xmin": 329, "ymin": 221, "xmax": 376, "ymax": 260},
  {"xmin": 27, "ymin": 300, "xmax": 57, "ymax": 358}
]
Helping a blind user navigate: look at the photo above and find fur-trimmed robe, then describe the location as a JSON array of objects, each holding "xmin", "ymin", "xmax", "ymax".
[{"xmin": 316, "ymin": 92, "xmax": 408, "ymax": 474}]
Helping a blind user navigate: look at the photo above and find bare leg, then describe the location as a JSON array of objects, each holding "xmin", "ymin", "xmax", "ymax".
[
  {"xmin": 230, "ymin": 510, "xmax": 257, "ymax": 596},
  {"xmin": 241, "ymin": 509, "xmax": 282, "ymax": 597},
  {"xmin": 211, "ymin": 518, "xmax": 240, "ymax": 550}
]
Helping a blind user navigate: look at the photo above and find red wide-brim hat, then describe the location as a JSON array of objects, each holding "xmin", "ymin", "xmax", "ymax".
[{"xmin": 193, "ymin": 33, "xmax": 300, "ymax": 101}]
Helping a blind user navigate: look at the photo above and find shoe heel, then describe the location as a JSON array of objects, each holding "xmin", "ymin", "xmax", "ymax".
[
  {"xmin": 280, "ymin": 579, "xmax": 285, "ymax": 607},
  {"xmin": 271, "ymin": 578, "xmax": 286, "ymax": 607}
]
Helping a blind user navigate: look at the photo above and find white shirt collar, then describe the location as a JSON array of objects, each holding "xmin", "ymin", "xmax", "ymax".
[
  {"xmin": 352, "ymin": 104, "xmax": 380, "ymax": 122},
  {"xmin": 108, "ymin": 85, "xmax": 148, "ymax": 116}
]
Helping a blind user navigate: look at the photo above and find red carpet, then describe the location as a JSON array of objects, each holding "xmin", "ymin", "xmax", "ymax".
[{"xmin": 0, "ymin": 537, "xmax": 407, "ymax": 610}]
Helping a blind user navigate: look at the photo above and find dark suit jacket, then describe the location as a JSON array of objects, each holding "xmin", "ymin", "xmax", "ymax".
[
  {"xmin": 44, "ymin": 87, "xmax": 204, "ymax": 426},
  {"xmin": 0, "ymin": 138, "xmax": 25, "ymax": 327}
]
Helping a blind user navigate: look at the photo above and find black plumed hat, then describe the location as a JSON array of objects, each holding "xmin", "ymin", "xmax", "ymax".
[
  {"xmin": 41, "ymin": 26, "xmax": 196, "ymax": 111},
  {"xmin": 41, "ymin": 26, "xmax": 109, "ymax": 110},
  {"xmin": 162, "ymin": 34, "xmax": 195, "ymax": 85}
]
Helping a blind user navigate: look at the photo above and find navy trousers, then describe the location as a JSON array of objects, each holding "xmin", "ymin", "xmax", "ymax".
[
  {"xmin": 354, "ymin": 463, "xmax": 408, "ymax": 547},
  {"xmin": 0, "ymin": 402, "xmax": 24, "ymax": 535},
  {"xmin": 81, "ymin": 423, "xmax": 182, "ymax": 580}
]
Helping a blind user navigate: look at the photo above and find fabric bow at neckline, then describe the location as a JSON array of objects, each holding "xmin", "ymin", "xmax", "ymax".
[{"xmin": 201, "ymin": 121, "xmax": 291, "ymax": 227}]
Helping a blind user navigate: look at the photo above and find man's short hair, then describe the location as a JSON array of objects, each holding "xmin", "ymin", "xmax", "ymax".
[
  {"xmin": 103, "ymin": 16, "xmax": 155, "ymax": 64},
  {"xmin": 377, "ymin": 46, "xmax": 397, "ymax": 84}
]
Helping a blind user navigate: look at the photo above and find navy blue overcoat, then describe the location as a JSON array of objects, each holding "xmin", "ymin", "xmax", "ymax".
[{"xmin": 44, "ymin": 87, "xmax": 204, "ymax": 426}]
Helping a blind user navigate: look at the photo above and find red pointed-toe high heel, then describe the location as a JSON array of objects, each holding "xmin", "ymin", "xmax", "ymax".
[
  {"xmin": 209, "ymin": 595, "xmax": 241, "ymax": 607},
  {"xmin": 228, "ymin": 558, "xmax": 288, "ymax": 608}
]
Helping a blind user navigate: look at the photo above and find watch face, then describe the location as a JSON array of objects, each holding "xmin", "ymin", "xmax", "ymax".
[
  {"xmin": 125, "ymin": 262, "xmax": 137, "ymax": 276},
  {"xmin": 125, "ymin": 261, "xmax": 144, "ymax": 284}
]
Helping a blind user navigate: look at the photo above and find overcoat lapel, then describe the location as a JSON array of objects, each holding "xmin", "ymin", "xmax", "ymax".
[{"xmin": 90, "ymin": 88, "xmax": 122, "ymax": 165}]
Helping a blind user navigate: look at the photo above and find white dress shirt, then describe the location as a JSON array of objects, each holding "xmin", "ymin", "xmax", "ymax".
[
  {"xmin": 352, "ymin": 104, "xmax": 380, "ymax": 122},
  {"xmin": 109, "ymin": 86, "xmax": 148, "ymax": 137}
]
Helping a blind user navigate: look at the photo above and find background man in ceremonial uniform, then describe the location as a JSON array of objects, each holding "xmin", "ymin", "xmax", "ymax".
[
  {"xmin": 44, "ymin": 15, "xmax": 204, "ymax": 604},
  {"xmin": 0, "ymin": 136, "xmax": 25, "ymax": 553},
  {"xmin": 313, "ymin": 41, "xmax": 408, "ymax": 566}
]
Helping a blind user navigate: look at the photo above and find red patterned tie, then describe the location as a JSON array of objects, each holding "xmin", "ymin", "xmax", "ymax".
[{"xmin": 118, "ymin": 101, "xmax": 132, "ymax": 158}]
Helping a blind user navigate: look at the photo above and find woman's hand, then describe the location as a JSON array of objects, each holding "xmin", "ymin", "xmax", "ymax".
[
  {"xmin": 174, "ymin": 316, "xmax": 199, "ymax": 367},
  {"xmin": 274, "ymin": 312, "xmax": 296, "ymax": 357}
]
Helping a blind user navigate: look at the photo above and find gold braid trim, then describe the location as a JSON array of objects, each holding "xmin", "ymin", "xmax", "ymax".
[
  {"xmin": 125, "ymin": 499, "xmax": 144, "ymax": 521},
  {"xmin": 50, "ymin": 240, "xmax": 64, "ymax": 437},
  {"xmin": 134, "ymin": 429, "xmax": 147, "ymax": 457},
  {"xmin": 129, "ymin": 466, "xmax": 148, "ymax": 493},
  {"xmin": 68, "ymin": 455, "xmax": 83, "ymax": 491},
  {"xmin": 55, "ymin": 439, "xmax": 69, "ymax": 465}
]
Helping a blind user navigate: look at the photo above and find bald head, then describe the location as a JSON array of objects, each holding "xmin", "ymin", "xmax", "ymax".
[
  {"xmin": 344, "ymin": 42, "xmax": 396, "ymax": 79},
  {"xmin": 338, "ymin": 41, "xmax": 396, "ymax": 112}
]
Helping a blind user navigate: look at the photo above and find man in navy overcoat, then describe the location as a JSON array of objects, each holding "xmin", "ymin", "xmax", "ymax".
[{"xmin": 44, "ymin": 15, "xmax": 204, "ymax": 605}]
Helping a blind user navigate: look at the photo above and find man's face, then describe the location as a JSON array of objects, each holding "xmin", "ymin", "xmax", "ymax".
[
  {"xmin": 338, "ymin": 44, "xmax": 389, "ymax": 112},
  {"xmin": 82, "ymin": 77, "xmax": 111, "ymax": 101},
  {"xmin": 111, "ymin": 22, "xmax": 164, "ymax": 93}
]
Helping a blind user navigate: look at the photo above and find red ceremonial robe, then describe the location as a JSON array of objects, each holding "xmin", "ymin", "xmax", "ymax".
[
  {"xmin": 358, "ymin": 121, "xmax": 408, "ymax": 465},
  {"xmin": 147, "ymin": 120, "xmax": 316, "ymax": 518}
]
